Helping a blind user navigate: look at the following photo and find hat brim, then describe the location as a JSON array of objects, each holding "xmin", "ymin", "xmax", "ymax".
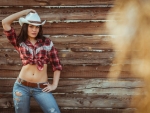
[{"xmin": 19, "ymin": 17, "xmax": 46, "ymax": 26}]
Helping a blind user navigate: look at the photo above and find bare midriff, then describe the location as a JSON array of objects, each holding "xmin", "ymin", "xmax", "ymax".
[{"xmin": 18, "ymin": 64, "xmax": 48, "ymax": 83}]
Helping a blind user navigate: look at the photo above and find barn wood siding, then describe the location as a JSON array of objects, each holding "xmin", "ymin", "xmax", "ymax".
[{"xmin": 0, "ymin": 0, "xmax": 141, "ymax": 113}]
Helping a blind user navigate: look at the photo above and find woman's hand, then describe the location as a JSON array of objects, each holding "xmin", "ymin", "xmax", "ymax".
[
  {"xmin": 23, "ymin": 9, "xmax": 36, "ymax": 15},
  {"xmin": 42, "ymin": 70, "xmax": 60, "ymax": 92},
  {"xmin": 42, "ymin": 83, "xmax": 57, "ymax": 92}
]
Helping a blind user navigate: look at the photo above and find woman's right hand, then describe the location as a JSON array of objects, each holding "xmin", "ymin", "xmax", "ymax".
[{"xmin": 23, "ymin": 9, "xmax": 36, "ymax": 15}]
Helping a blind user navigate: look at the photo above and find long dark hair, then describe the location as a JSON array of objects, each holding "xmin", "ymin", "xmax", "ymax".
[{"xmin": 16, "ymin": 23, "xmax": 45, "ymax": 46}]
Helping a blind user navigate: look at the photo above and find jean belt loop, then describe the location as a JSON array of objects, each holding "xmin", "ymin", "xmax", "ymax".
[
  {"xmin": 17, "ymin": 77, "xmax": 21, "ymax": 84},
  {"xmin": 37, "ymin": 83, "xmax": 40, "ymax": 88}
]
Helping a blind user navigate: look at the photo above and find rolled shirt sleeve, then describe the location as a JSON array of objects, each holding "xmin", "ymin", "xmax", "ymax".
[
  {"xmin": 3, "ymin": 27, "xmax": 19, "ymax": 51},
  {"xmin": 49, "ymin": 46, "xmax": 62, "ymax": 71}
]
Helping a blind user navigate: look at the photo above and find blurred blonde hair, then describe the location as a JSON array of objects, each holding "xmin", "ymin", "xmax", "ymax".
[{"xmin": 106, "ymin": 0, "xmax": 150, "ymax": 113}]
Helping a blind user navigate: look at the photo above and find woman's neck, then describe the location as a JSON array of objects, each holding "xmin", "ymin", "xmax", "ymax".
[{"xmin": 28, "ymin": 37, "xmax": 36, "ymax": 45}]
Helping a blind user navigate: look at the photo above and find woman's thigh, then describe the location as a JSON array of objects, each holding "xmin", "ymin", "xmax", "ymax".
[
  {"xmin": 33, "ymin": 89, "xmax": 60, "ymax": 113},
  {"xmin": 13, "ymin": 81, "xmax": 30, "ymax": 113}
]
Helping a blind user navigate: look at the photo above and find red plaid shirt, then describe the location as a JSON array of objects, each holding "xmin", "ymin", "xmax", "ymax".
[{"xmin": 3, "ymin": 27, "xmax": 62, "ymax": 71}]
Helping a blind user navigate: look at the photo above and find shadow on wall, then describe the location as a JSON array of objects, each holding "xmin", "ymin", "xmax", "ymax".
[{"xmin": 106, "ymin": 0, "xmax": 150, "ymax": 113}]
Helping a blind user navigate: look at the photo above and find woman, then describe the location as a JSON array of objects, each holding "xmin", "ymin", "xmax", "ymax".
[{"xmin": 2, "ymin": 9, "xmax": 62, "ymax": 113}]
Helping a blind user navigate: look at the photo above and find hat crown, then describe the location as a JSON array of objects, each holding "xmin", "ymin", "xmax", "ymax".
[
  {"xmin": 19, "ymin": 12, "xmax": 46, "ymax": 26},
  {"xmin": 25, "ymin": 13, "xmax": 41, "ymax": 22}
]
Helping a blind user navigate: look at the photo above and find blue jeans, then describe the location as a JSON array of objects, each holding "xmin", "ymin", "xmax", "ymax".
[{"xmin": 13, "ymin": 81, "xmax": 61, "ymax": 113}]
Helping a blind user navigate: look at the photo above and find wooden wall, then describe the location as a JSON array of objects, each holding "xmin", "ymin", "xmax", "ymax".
[{"xmin": 0, "ymin": 0, "xmax": 142, "ymax": 113}]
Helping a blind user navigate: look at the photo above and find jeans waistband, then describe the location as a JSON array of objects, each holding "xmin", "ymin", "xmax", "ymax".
[{"xmin": 17, "ymin": 78, "xmax": 47, "ymax": 88}]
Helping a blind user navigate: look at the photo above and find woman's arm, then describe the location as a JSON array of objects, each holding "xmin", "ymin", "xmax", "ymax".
[
  {"xmin": 42, "ymin": 40, "xmax": 62, "ymax": 92},
  {"xmin": 2, "ymin": 9, "xmax": 36, "ymax": 31},
  {"xmin": 52, "ymin": 70, "xmax": 61, "ymax": 87}
]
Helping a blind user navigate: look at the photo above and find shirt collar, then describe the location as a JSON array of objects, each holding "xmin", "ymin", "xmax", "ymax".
[
  {"xmin": 37, "ymin": 39, "xmax": 43, "ymax": 43},
  {"xmin": 25, "ymin": 39, "xmax": 43, "ymax": 46}
]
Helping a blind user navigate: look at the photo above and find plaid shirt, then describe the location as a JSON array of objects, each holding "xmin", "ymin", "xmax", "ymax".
[{"xmin": 3, "ymin": 27, "xmax": 62, "ymax": 71}]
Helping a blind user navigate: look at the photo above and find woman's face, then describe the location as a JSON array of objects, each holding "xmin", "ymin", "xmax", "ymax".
[{"xmin": 28, "ymin": 24, "xmax": 40, "ymax": 38}]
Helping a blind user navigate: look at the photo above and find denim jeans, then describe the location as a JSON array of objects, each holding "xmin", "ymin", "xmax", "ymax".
[{"xmin": 13, "ymin": 81, "xmax": 61, "ymax": 113}]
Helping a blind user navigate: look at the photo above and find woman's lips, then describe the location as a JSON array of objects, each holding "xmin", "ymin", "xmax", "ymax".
[{"xmin": 31, "ymin": 33, "xmax": 37, "ymax": 35}]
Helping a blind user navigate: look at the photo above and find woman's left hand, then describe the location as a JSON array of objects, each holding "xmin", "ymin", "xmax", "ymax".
[{"xmin": 42, "ymin": 83, "xmax": 57, "ymax": 92}]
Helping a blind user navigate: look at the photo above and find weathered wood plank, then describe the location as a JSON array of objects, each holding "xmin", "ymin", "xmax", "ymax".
[
  {"xmin": 0, "ymin": 54, "xmax": 133, "ymax": 66},
  {"xmin": 0, "ymin": 7, "xmax": 111, "ymax": 20},
  {"xmin": 0, "ymin": 56, "xmax": 112, "ymax": 65},
  {"xmin": 0, "ymin": 35, "xmax": 113, "ymax": 50},
  {"xmin": 0, "ymin": 49, "xmax": 114, "ymax": 59},
  {"xmin": 0, "ymin": 108, "xmax": 135, "ymax": 113},
  {"xmin": 0, "ymin": 69, "xmax": 134, "ymax": 78},
  {"xmin": 0, "ymin": 79, "xmax": 143, "ymax": 94},
  {"xmin": 0, "ymin": 22, "xmax": 107, "ymax": 35},
  {"xmin": 0, "ymin": 44, "xmax": 113, "ymax": 52},
  {"xmin": 0, "ymin": 0, "xmax": 114, "ymax": 6},
  {"xmin": 0, "ymin": 64, "xmax": 131, "ymax": 72},
  {"xmin": 0, "ymin": 93, "xmax": 138, "ymax": 108},
  {"xmin": 0, "ymin": 78, "xmax": 143, "ymax": 89},
  {"xmin": 0, "ymin": 64, "xmax": 134, "ymax": 78},
  {"xmin": 0, "ymin": 41, "xmax": 113, "ymax": 52},
  {"xmin": 0, "ymin": 35, "xmax": 112, "ymax": 43}
]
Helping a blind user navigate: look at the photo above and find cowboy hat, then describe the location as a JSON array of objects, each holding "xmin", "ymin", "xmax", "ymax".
[{"xmin": 19, "ymin": 12, "xmax": 46, "ymax": 26}]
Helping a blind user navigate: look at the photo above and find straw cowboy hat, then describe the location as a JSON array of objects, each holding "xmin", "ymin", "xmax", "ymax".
[{"xmin": 19, "ymin": 12, "xmax": 46, "ymax": 26}]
